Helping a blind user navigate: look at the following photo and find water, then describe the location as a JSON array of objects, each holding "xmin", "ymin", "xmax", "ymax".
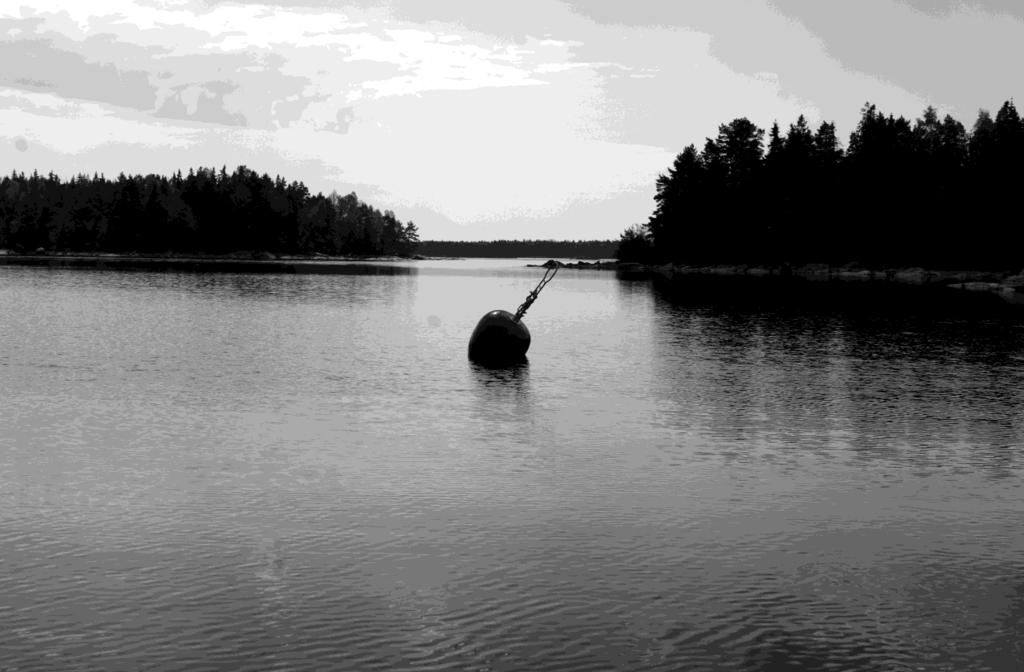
[{"xmin": 1, "ymin": 260, "xmax": 1022, "ymax": 671}]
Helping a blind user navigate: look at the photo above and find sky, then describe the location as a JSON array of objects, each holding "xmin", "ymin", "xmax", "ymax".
[{"xmin": 1, "ymin": 1, "xmax": 1022, "ymax": 241}]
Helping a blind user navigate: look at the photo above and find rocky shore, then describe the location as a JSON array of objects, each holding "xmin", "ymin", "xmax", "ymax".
[
  {"xmin": 527, "ymin": 259, "xmax": 1024, "ymax": 306},
  {"xmin": 663, "ymin": 264, "xmax": 1024, "ymax": 304}
]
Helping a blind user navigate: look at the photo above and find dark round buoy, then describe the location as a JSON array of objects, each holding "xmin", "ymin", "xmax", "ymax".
[{"xmin": 468, "ymin": 310, "xmax": 530, "ymax": 363}]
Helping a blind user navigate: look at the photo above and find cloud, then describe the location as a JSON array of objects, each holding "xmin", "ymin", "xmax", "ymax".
[
  {"xmin": 898, "ymin": 0, "xmax": 1024, "ymax": 20},
  {"xmin": 154, "ymin": 81, "xmax": 247, "ymax": 126},
  {"xmin": 0, "ymin": 86, "xmax": 333, "ymax": 190},
  {"xmin": 0, "ymin": 88, "xmax": 198, "ymax": 155},
  {"xmin": 0, "ymin": 1, "xmax": 581, "ymax": 127},
  {"xmin": 561, "ymin": 1, "xmax": 931, "ymax": 144},
  {"xmin": 764, "ymin": 0, "xmax": 1024, "ymax": 122},
  {"xmin": 332, "ymin": 107, "xmax": 355, "ymax": 134},
  {"xmin": 0, "ymin": 34, "xmax": 158, "ymax": 111},
  {"xmin": 363, "ymin": 0, "xmax": 582, "ymax": 44}
]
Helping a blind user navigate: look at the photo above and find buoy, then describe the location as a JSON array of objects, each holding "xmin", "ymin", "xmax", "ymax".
[
  {"xmin": 468, "ymin": 310, "xmax": 531, "ymax": 363},
  {"xmin": 468, "ymin": 263, "xmax": 558, "ymax": 364}
]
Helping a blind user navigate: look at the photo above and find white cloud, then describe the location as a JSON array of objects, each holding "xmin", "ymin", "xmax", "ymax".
[
  {"xmin": 349, "ymin": 29, "xmax": 547, "ymax": 97},
  {"xmin": 8, "ymin": 1, "xmax": 563, "ymax": 101},
  {"xmin": 536, "ymin": 62, "xmax": 599, "ymax": 74},
  {"xmin": 0, "ymin": 87, "xmax": 197, "ymax": 156}
]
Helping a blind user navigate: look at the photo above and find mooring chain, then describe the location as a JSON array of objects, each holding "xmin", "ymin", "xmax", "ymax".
[{"xmin": 513, "ymin": 264, "xmax": 559, "ymax": 322}]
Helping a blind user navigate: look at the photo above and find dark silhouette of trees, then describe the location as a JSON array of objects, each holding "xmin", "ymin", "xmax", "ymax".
[
  {"xmin": 623, "ymin": 99, "xmax": 1024, "ymax": 271},
  {"xmin": 648, "ymin": 144, "xmax": 702, "ymax": 258},
  {"xmin": 716, "ymin": 118, "xmax": 766, "ymax": 263},
  {"xmin": 0, "ymin": 166, "xmax": 420, "ymax": 257},
  {"xmin": 776, "ymin": 115, "xmax": 815, "ymax": 263},
  {"xmin": 615, "ymin": 224, "xmax": 653, "ymax": 263}
]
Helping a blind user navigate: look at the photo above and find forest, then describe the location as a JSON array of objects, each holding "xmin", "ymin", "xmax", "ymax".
[
  {"xmin": 0, "ymin": 166, "xmax": 420, "ymax": 257},
  {"xmin": 618, "ymin": 100, "xmax": 1024, "ymax": 270},
  {"xmin": 417, "ymin": 239, "xmax": 616, "ymax": 259}
]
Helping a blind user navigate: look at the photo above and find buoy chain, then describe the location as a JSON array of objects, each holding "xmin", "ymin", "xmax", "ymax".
[{"xmin": 513, "ymin": 264, "xmax": 558, "ymax": 322}]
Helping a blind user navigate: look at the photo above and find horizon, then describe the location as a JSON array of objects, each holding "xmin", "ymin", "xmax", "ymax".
[{"xmin": 2, "ymin": 1, "xmax": 1023, "ymax": 241}]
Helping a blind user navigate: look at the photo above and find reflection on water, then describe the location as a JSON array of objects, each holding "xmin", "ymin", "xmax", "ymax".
[
  {"xmin": 468, "ymin": 357, "xmax": 532, "ymax": 409},
  {"xmin": 1, "ymin": 262, "xmax": 1022, "ymax": 671},
  {"xmin": 651, "ymin": 277, "xmax": 1024, "ymax": 479},
  {"xmin": 467, "ymin": 360, "xmax": 533, "ymax": 452},
  {"xmin": 469, "ymin": 358, "xmax": 531, "ymax": 389}
]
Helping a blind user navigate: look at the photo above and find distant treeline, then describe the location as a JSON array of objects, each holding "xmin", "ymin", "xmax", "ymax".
[
  {"xmin": 618, "ymin": 100, "xmax": 1024, "ymax": 270},
  {"xmin": 0, "ymin": 166, "xmax": 419, "ymax": 257},
  {"xmin": 418, "ymin": 239, "xmax": 617, "ymax": 259}
]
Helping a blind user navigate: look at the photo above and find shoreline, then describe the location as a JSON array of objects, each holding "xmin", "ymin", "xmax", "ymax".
[
  {"xmin": 0, "ymin": 251, "xmax": 426, "ymax": 274},
  {"xmin": 534, "ymin": 259, "xmax": 1024, "ymax": 306},
  {"xmin": 653, "ymin": 263, "xmax": 1024, "ymax": 307},
  {"xmin": 3, "ymin": 252, "xmax": 1023, "ymax": 305}
]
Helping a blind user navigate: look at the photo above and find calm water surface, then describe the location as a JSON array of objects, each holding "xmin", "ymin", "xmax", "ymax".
[{"xmin": 1, "ymin": 260, "xmax": 1022, "ymax": 671}]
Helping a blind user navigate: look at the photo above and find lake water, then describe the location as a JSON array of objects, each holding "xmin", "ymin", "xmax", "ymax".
[{"xmin": 1, "ymin": 259, "xmax": 1022, "ymax": 671}]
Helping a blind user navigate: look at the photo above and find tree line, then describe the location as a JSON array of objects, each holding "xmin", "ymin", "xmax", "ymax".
[
  {"xmin": 417, "ymin": 239, "xmax": 616, "ymax": 259},
  {"xmin": 0, "ymin": 166, "xmax": 420, "ymax": 257},
  {"xmin": 618, "ymin": 100, "xmax": 1024, "ymax": 270}
]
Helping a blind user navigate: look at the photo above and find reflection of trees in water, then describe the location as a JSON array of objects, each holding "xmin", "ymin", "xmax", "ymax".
[
  {"xmin": 615, "ymin": 275, "xmax": 654, "ymax": 301},
  {"xmin": 650, "ymin": 278, "xmax": 1024, "ymax": 476},
  {"xmin": 838, "ymin": 313, "xmax": 1024, "ymax": 477},
  {"xmin": 615, "ymin": 276, "xmax": 656, "ymax": 333},
  {"xmin": 186, "ymin": 267, "xmax": 418, "ymax": 307},
  {"xmin": 650, "ymin": 283, "xmax": 851, "ymax": 465}
]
